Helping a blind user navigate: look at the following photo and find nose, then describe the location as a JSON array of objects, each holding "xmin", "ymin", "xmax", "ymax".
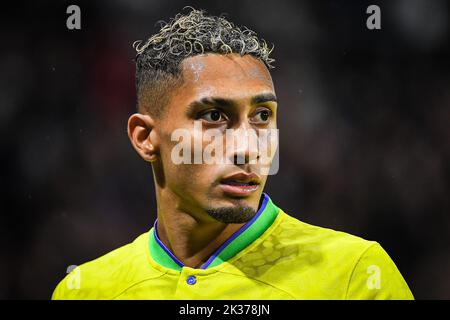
[{"xmin": 226, "ymin": 124, "xmax": 259, "ymax": 165}]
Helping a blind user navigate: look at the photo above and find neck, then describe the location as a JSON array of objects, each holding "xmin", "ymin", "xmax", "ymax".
[{"xmin": 154, "ymin": 189, "xmax": 246, "ymax": 269}]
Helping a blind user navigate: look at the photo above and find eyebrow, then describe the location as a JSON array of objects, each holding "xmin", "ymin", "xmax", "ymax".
[{"xmin": 188, "ymin": 92, "xmax": 277, "ymax": 110}]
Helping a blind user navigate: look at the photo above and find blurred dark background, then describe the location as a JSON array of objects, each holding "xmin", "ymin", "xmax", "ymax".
[{"xmin": 0, "ymin": 0, "xmax": 449, "ymax": 299}]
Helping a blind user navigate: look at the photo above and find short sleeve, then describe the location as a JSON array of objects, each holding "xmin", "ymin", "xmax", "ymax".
[{"xmin": 345, "ymin": 242, "xmax": 414, "ymax": 300}]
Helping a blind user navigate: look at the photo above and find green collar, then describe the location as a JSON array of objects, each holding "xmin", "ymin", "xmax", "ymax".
[{"xmin": 148, "ymin": 193, "xmax": 279, "ymax": 271}]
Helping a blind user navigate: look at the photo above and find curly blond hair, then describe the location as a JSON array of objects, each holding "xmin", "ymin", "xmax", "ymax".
[{"xmin": 134, "ymin": 6, "xmax": 275, "ymax": 116}]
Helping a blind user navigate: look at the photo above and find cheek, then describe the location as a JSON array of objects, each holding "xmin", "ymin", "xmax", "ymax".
[
  {"xmin": 158, "ymin": 123, "xmax": 224, "ymax": 189},
  {"xmin": 167, "ymin": 163, "xmax": 217, "ymax": 194},
  {"xmin": 159, "ymin": 141, "xmax": 217, "ymax": 190}
]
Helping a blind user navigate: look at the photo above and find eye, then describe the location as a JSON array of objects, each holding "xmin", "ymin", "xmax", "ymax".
[
  {"xmin": 252, "ymin": 108, "xmax": 272, "ymax": 123},
  {"xmin": 200, "ymin": 109, "xmax": 227, "ymax": 122}
]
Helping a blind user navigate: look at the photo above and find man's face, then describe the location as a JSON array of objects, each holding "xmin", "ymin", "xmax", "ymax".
[{"xmin": 155, "ymin": 53, "xmax": 277, "ymax": 223}]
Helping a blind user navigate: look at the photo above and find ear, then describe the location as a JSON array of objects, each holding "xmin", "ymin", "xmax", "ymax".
[{"xmin": 127, "ymin": 113, "xmax": 159, "ymax": 163}]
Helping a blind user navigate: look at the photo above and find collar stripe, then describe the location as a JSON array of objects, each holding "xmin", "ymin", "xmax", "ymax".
[
  {"xmin": 200, "ymin": 194, "xmax": 269, "ymax": 269},
  {"xmin": 149, "ymin": 193, "xmax": 279, "ymax": 271}
]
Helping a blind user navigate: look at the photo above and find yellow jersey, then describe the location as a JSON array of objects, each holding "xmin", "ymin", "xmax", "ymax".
[{"xmin": 52, "ymin": 193, "xmax": 414, "ymax": 299}]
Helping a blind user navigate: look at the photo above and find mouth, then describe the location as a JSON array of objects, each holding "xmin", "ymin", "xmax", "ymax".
[{"xmin": 219, "ymin": 172, "xmax": 261, "ymax": 197}]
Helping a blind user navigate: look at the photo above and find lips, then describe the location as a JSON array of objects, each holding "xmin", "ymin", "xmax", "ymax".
[
  {"xmin": 222, "ymin": 181, "xmax": 258, "ymax": 186},
  {"xmin": 219, "ymin": 172, "xmax": 261, "ymax": 196}
]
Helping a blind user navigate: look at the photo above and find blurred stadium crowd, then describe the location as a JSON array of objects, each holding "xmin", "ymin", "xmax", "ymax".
[{"xmin": 0, "ymin": 0, "xmax": 449, "ymax": 299}]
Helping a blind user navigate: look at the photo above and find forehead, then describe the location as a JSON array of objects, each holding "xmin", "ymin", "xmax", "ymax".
[{"xmin": 177, "ymin": 53, "xmax": 274, "ymax": 101}]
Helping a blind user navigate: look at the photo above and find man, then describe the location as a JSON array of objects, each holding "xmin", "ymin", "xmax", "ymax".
[{"xmin": 52, "ymin": 7, "xmax": 414, "ymax": 300}]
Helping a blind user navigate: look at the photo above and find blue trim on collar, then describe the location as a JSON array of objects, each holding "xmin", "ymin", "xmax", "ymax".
[
  {"xmin": 152, "ymin": 192, "xmax": 275, "ymax": 270},
  {"xmin": 153, "ymin": 219, "xmax": 184, "ymax": 268},
  {"xmin": 199, "ymin": 193, "xmax": 269, "ymax": 269}
]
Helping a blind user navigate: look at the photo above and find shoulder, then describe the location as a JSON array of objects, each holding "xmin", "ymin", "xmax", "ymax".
[
  {"xmin": 51, "ymin": 231, "xmax": 164, "ymax": 300},
  {"xmin": 233, "ymin": 209, "xmax": 378, "ymax": 279},
  {"xmin": 260, "ymin": 210, "xmax": 413, "ymax": 299},
  {"xmin": 344, "ymin": 239, "xmax": 414, "ymax": 299},
  {"xmin": 273, "ymin": 210, "xmax": 377, "ymax": 258}
]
